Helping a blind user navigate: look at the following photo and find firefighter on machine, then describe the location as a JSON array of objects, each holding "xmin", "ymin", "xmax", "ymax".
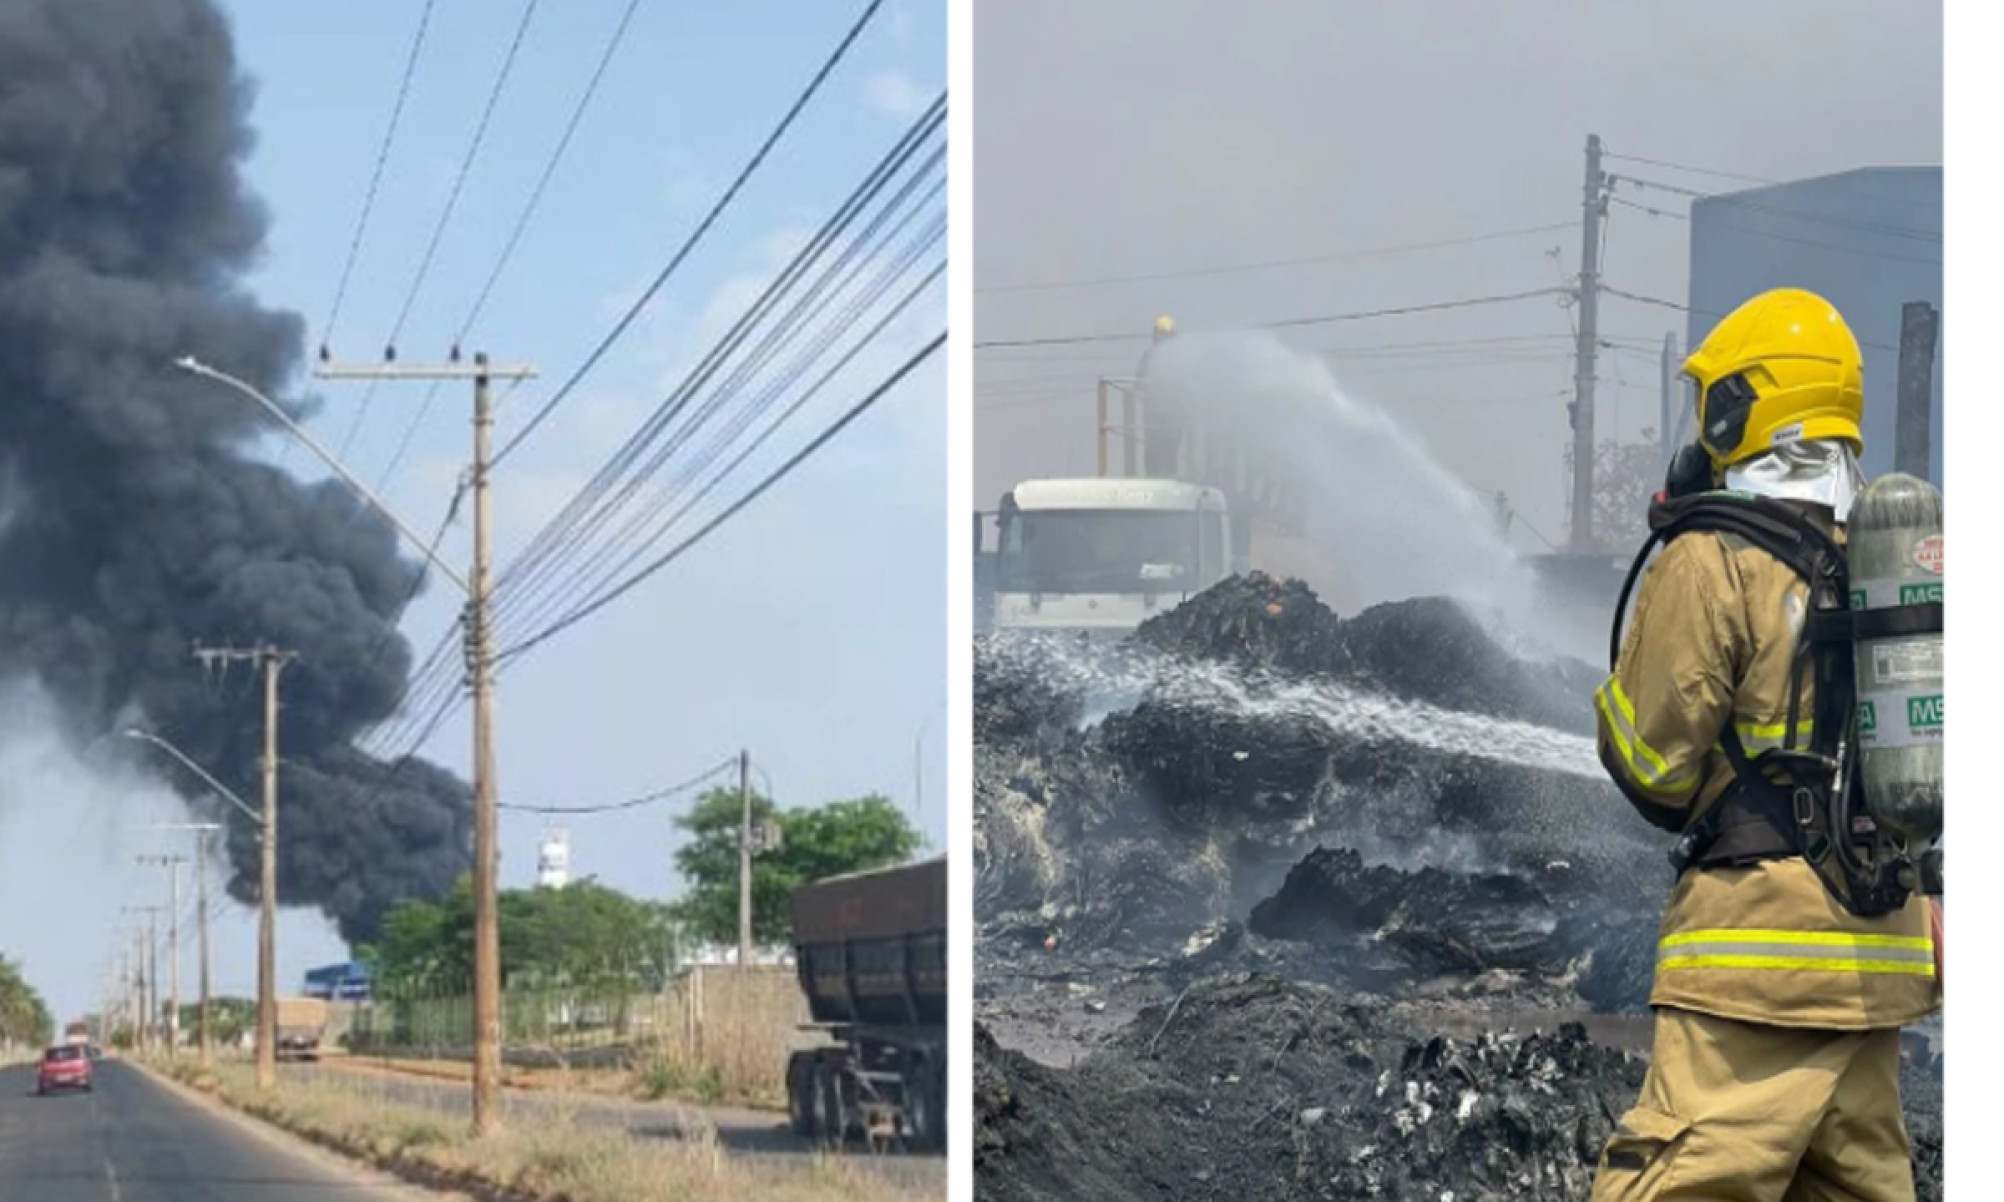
[{"xmin": 1589, "ymin": 287, "xmax": 1942, "ymax": 1200}]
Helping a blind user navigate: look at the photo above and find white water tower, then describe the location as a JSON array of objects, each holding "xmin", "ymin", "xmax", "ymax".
[{"xmin": 536, "ymin": 827, "xmax": 571, "ymax": 889}]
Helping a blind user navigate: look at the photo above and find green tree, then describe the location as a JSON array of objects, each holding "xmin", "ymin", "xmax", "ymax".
[
  {"xmin": 670, "ymin": 790, "xmax": 920, "ymax": 945},
  {"xmin": 361, "ymin": 877, "xmax": 676, "ymax": 993},
  {"xmin": 176, "ymin": 997, "xmax": 255, "ymax": 1046},
  {"xmin": 1, "ymin": 954, "xmax": 54, "ymax": 1048}
]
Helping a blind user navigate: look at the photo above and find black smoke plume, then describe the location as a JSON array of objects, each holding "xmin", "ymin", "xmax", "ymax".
[{"xmin": 0, "ymin": 0, "xmax": 470, "ymax": 941}]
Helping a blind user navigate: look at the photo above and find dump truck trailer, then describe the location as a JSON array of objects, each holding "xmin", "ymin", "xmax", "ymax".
[
  {"xmin": 275, "ymin": 996, "xmax": 329, "ymax": 1061},
  {"xmin": 784, "ymin": 856, "xmax": 946, "ymax": 1151}
]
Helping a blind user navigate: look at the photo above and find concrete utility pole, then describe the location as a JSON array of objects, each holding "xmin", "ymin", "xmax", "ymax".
[
  {"xmin": 146, "ymin": 823, "xmax": 221, "ymax": 1066},
  {"xmin": 313, "ymin": 352, "xmax": 535, "ymax": 1137},
  {"xmin": 194, "ymin": 645, "xmax": 295, "ymax": 1089},
  {"xmin": 738, "ymin": 749, "xmax": 754, "ymax": 970},
  {"xmin": 1659, "ymin": 332, "xmax": 1680, "ymax": 472},
  {"xmin": 123, "ymin": 907, "xmax": 161, "ymax": 1052},
  {"xmin": 1896, "ymin": 301, "xmax": 1940, "ymax": 480},
  {"xmin": 136, "ymin": 854, "xmax": 187, "ymax": 1054},
  {"xmin": 1570, "ymin": 133, "xmax": 1606, "ymax": 551}
]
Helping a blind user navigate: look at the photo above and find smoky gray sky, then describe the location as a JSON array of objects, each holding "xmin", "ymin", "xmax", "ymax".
[{"xmin": 973, "ymin": 1, "xmax": 1942, "ymax": 552}]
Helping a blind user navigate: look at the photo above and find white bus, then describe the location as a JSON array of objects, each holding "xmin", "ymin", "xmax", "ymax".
[{"xmin": 990, "ymin": 477, "xmax": 1233, "ymax": 634}]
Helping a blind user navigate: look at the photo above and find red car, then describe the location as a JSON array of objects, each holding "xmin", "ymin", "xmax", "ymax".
[{"xmin": 37, "ymin": 1044, "xmax": 92, "ymax": 1095}]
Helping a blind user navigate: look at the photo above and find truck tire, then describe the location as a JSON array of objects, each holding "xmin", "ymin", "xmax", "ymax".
[
  {"xmin": 903, "ymin": 1058, "xmax": 942, "ymax": 1152},
  {"xmin": 814, "ymin": 1062, "xmax": 848, "ymax": 1148},
  {"xmin": 786, "ymin": 1053, "xmax": 817, "ymax": 1137}
]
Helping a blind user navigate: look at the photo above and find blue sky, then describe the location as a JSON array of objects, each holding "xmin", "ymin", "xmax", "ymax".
[{"xmin": 2, "ymin": 0, "xmax": 945, "ymax": 1022}]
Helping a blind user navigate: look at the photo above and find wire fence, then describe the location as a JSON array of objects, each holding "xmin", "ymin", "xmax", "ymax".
[{"xmin": 340, "ymin": 965, "xmax": 813, "ymax": 1104}]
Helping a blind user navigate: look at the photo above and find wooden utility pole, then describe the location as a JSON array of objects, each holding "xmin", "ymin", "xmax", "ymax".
[
  {"xmin": 1570, "ymin": 133, "xmax": 1606, "ymax": 551},
  {"xmin": 136, "ymin": 854, "xmax": 187, "ymax": 1053},
  {"xmin": 195, "ymin": 645, "xmax": 295, "ymax": 1088},
  {"xmin": 313, "ymin": 352, "xmax": 534, "ymax": 1136},
  {"xmin": 738, "ymin": 749, "xmax": 753, "ymax": 970}
]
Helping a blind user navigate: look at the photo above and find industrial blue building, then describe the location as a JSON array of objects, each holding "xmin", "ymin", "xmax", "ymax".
[
  {"xmin": 1685, "ymin": 166, "xmax": 1942, "ymax": 485},
  {"xmin": 302, "ymin": 961, "xmax": 371, "ymax": 1001}
]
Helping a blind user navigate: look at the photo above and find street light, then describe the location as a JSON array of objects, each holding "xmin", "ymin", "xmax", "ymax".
[{"xmin": 123, "ymin": 730, "xmax": 258, "ymax": 823}]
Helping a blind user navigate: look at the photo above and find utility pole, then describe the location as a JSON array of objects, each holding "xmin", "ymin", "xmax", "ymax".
[
  {"xmin": 123, "ymin": 906, "xmax": 161, "ymax": 1052},
  {"xmin": 144, "ymin": 821, "xmax": 220, "ymax": 1065},
  {"xmin": 313, "ymin": 352, "xmax": 534, "ymax": 1136},
  {"xmin": 738, "ymin": 749, "xmax": 753, "ymax": 970},
  {"xmin": 1896, "ymin": 301, "xmax": 1940, "ymax": 480},
  {"xmin": 194, "ymin": 644, "xmax": 295, "ymax": 1088},
  {"xmin": 1570, "ymin": 133, "xmax": 1606, "ymax": 551},
  {"xmin": 136, "ymin": 854, "xmax": 187, "ymax": 1054},
  {"xmin": 1659, "ymin": 332, "xmax": 1680, "ymax": 472}
]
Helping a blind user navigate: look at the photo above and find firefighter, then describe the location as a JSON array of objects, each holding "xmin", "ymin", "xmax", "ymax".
[{"xmin": 1589, "ymin": 288, "xmax": 1941, "ymax": 1201}]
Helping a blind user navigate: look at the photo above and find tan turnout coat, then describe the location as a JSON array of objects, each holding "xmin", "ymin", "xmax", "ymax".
[{"xmin": 1595, "ymin": 525, "xmax": 1937, "ymax": 1030}]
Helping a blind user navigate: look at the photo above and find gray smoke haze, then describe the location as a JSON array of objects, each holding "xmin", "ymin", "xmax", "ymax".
[{"xmin": 0, "ymin": 0, "xmax": 469, "ymax": 941}]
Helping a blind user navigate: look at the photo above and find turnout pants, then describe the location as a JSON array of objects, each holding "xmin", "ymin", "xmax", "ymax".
[{"xmin": 1590, "ymin": 1006, "xmax": 1915, "ymax": 1202}]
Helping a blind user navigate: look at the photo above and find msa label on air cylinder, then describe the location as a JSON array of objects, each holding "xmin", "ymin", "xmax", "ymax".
[
  {"xmin": 1858, "ymin": 691, "xmax": 1944, "ymax": 749},
  {"xmin": 1853, "ymin": 577, "xmax": 1944, "ymax": 609}
]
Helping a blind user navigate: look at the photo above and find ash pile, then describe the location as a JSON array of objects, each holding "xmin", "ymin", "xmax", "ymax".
[
  {"xmin": 975, "ymin": 974, "xmax": 1945, "ymax": 1202},
  {"xmin": 975, "ymin": 572, "xmax": 1666, "ymax": 1013}
]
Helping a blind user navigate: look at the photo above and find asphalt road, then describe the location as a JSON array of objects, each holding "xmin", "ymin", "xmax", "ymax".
[
  {"xmin": 0, "ymin": 1058, "xmax": 419, "ymax": 1202},
  {"xmin": 285, "ymin": 1059, "xmax": 946, "ymax": 1191}
]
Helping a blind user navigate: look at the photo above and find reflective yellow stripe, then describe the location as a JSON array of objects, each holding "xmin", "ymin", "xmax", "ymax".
[
  {"xmin": 1661, "ymin": 928, "xmax": 1931, "ymax": 950},
  {"xmin": 1657, "ymin": 928, "xmax": 1935, "ymax": 976},
  {"xmin": 1658, "ymin": 955, "xmax": 1935, "ymax": 976},
  {"xmin": 1734, "ymin": 717, "xmax": 1815, "ymax": 751},
  {"xmin": 1595, "ymin": 677, "xmax": 1698, "ymax": 797}
]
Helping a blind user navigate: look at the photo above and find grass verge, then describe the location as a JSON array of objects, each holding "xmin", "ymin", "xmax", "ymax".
[{"xmin": 150, "ymin": 1057, "xmax": 925, "ymax": 1202}]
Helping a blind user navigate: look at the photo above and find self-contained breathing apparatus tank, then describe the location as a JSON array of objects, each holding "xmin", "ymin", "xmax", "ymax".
[{"xmin": 1848, "ymin": 473, "xmax": 1944, "ymax": 851}]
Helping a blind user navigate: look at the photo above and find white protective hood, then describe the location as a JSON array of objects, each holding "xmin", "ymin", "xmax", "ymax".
[{"xmin": 1724, "ymin": 437, "xmax": 1868, "ymax": 523}]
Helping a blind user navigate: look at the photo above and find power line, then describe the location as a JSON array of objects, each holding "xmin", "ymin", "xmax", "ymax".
[
  {"xmin": 386, "ymin": 0, "xmax": 542, "ymax": 351},
  {"xmin": 456, "ymin": 0, "xmax": 644, "ymax": 346},
  {"xmin": 338, "ymin": 0, "xmax": 542, "ymax": 463},
  {"xmin": 975, "ymin": 287, "xmax": 1568, "ymax": 349},
  {"xmin": 491, "ymin": 0, "xmax": 886, "ymax": 470},
  {"xmin": 498, "ymin": 330, "xmax": 943, "ymax": 663},
  {"xmin": 1609, "ymin": 173, "xmax": 1941, "ymax": 244},
  {"xmin": 975, "ymin": 222, "xmax": 1575, "ymax": 295},
  {"xmin": 1609, "ymin": 194, "xmax": 1942, "ymax": 267},
  {"xmin": 489, "ymin": 95, "xmax": 944, "ymax": 629},
  {"xmin": 1597, "ymin": 283, "xmax": 1903, "ymax": 355},
  {"xmin": 1600, "ymin": 149, "xmax": 1774, "ymax": 186},
  {"xmin": 497, "ymin": 757, "xmax": 736, "ymax": 814},
  {"xmin": 319, "ymin": 0, "xmax": 438, "ymax": 358}
]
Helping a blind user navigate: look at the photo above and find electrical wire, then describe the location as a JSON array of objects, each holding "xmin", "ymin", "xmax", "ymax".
[
  {"xmin": 1610, "ymin": 174, "xmax": 1941, "ymax": 244},
  {"xmin": 497, "ymin": 330, "xmax": 943, "ymax": 663},
  {"xmin": 975, "ymin": 287, "xmax": 1570, "ymax": 349},
  {"xmin": 1597, "ymin": 284, "xmax": 1904, "ymax": 355},
  {"xmin": 1600, "ymin": 149, "xmax": 1774, "ymax": 186},
  {"xmin": 490, "ymin": 96, "xmax": 944, "ymax": 626},
  {"xmin": 319, "ymin": 0, "xmax": 438, "ymax": 357},
  {"xmin": 457, "ymin": 0, "xmax": 644, "ymax": 346},
  {"xmin": 491, "ymin": 0, "xmax": 886, "ymax": 470},
  {"xmin": 492, "ymin": 164, "xmax": 946, "ymax": 637},
  {"xmin": 1609, "ymin": 195, "xmax": 1942, "ymax": 267},
  {"xmin": 497, "ymin": 757, "xmax": 737, "ymax": 814},
  {"xmin": 338, "ymin": 0, "xmax": 543, "ymax": 464},
  {"xmin": 975, "ymin": 222, "xmax": 1576, "ymax": 294}
]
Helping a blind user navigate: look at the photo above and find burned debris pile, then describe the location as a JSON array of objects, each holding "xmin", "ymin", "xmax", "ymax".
[
  {"xmin": 976, "ymin": 973, "xmax": 1946, "ymax": 1202},
  {"xmin": 975, "ymin": 571, "xmax": 1665, "ymax": 1010},
  {"xmin": 976, "ymin": 973, "xmax": 1644, "ymax": 1202}
]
